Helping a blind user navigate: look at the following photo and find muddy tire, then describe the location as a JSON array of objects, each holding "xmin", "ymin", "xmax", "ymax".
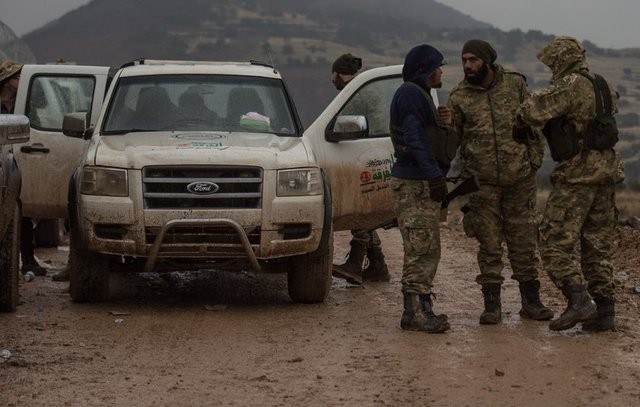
[
  {"xmin": 68, "ymin": 229, "xmax": 109, "ymax": 303},
  {"xmin": 34, "ymin": 218, "xmax": 63, "ymax": 247},
  {"xmin": 0, "ymin": 204, "xmax": 21, "ymax": 312},
  {"xmin": 288, "ymin": 233, "xmax": 333, "ymax": 304}
]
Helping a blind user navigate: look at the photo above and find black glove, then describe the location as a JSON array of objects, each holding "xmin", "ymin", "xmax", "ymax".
[
  {"xmin": 512, "ymin": 116, "xmax": 533, "ymax": 144},
  {"xmin": 512, "ymin": 124, "xmax": 533, "ymax": 145},
  {"xmin": 428, "ymin": 177, "xmax": 448, "ymax": 203}
]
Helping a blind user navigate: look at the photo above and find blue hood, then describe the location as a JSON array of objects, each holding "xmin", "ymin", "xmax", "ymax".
[{"xmin": 401, "ymin": 44, "xmax": 445, "ymax": 83}]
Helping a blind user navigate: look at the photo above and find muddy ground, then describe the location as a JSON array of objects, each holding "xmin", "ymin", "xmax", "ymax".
[{"xmin": 1, "ymin": 218, "xmax": 639, "ymax": 406}]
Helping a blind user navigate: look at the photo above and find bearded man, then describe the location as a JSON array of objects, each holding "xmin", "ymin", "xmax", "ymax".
[{"xmin": 444, "ymin": 40, "xmax": 553, "ymax": 325}]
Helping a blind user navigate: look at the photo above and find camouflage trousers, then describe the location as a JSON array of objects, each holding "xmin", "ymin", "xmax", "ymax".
[
  {"xmin": 539, "ymin": 182, "xmax": 616, "ymax": 299},
  {"xmin": 466, "ymin": 174, "xmax": 540, "ymax": 285},
  {"xmin": 350, "ymin": 229, "xmax": 382, "ymax": 250},
  {"xmin": 390, "ymin": 177, "xmax": 441, "ymax": 294}
]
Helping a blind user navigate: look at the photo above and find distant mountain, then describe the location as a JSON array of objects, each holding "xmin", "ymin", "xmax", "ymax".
[
  {"xmin": 0, "ymin": 21, "xmax": 36, "ymax": 63},
  {"xmin": 16, "ymin": 0, "xmax": 490, "ymax": 124},
  {"xmin": 3, "ymin": 0, "xmax": 640, "ymax": 188}
]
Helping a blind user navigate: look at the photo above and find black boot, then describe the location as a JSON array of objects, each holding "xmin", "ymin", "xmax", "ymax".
[
  {"xmin": 479, "ymin": 284, "xmax": 502, "ymax": 324},
  {"xmin": 519, "ymin": 280, "xmax": 554, "ymax": 321},
  {"xmin": 582, "ymin": 296, "xmax": 615, "ymax": 332},
  {"xmin": 52, "ymin": 266, "xmax": 70, "ymax": 282},
  {"xmin": 401, "ymin": 292, "xmax": 450, "ymax": 333},
  {"xmin": 362, "ymin": 245, "xmax": 390, "ymax": 282},
  {"xmin": 332, "ymin": 240, "xmax": 366, "ymax": 285},
  {"xmin": 549, "ymin": 284, "xmax": 597, "ymax": 331}
]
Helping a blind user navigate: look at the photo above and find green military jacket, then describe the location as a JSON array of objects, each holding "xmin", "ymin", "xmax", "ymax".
[
  {"xmin": 518, "ymin": 37, "xmax": 625, "ymax": 185},
  {"xmin": 448, "ymin": 65, "xmax": 543, "ymax": 186}
]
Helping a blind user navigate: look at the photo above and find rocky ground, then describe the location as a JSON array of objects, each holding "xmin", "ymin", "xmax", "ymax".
[{"xmin": 1, "ymin": 220, "xmax": 639, "ymax": 406}]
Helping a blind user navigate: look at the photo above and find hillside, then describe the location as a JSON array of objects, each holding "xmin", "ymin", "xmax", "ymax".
[{"xmin": 5, "ymin": 0, "xmax": 640, "ymax": 188}]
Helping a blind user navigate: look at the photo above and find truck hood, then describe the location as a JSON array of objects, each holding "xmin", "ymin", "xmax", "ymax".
[{"xmin": 91, "ymin": 131, "xmax": 312, "ymax": 170}]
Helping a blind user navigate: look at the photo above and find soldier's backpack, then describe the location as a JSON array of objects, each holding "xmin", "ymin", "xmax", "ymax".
[{"xmin": 579, "ymin": 72, "xmax": 619, "ymax": 151}]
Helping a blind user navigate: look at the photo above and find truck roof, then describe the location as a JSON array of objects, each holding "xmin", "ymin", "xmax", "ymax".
[{"xmin": 117, "ymin": 60, "xmax": 282, "ymax": 79}]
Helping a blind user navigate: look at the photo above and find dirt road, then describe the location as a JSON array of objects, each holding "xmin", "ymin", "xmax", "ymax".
[{"xmin": 1, "ymin": 221, "xmax": 639, "ymax": 406}]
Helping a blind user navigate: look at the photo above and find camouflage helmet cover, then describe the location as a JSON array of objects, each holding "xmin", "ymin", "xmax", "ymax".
[
  {"xmin": 0, "ymin": 60, "xmax": 23, "ymax": 83},
  {"xmin": 537, "ymin": 36, "xmax": 586, "ymax": 75}
]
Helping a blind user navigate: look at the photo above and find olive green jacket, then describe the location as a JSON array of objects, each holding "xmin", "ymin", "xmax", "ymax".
[{"xmin": 448, "ymin": 65, "xmax": 543, "ymax": 186}]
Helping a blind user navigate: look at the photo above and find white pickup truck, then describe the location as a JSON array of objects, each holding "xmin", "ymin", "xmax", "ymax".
[
  {"xmin": 62, "ymin": 59, "xmax": 438, "ymax": 304},
  {"xmin": 12, "ymin": 64, "xmax": 111, "ymax": 245}
]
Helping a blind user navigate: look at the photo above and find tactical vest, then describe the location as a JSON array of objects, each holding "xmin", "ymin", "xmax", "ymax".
[
  {"xmin": 390, "ymin": 82, "xmax": 459, "ymax": 169},
  {"xmin": 542, "ymin": 72, "xmax": 618, "ymax": 162}
]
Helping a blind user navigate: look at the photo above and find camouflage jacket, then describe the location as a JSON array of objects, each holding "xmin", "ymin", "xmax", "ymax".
[
  {"xmin": 447, "ymin": 65, "xmax": 543, "ymax": 186},
  {"xmin": 518, "ymin": 37, "xmax": 625, "ymax": 185}
]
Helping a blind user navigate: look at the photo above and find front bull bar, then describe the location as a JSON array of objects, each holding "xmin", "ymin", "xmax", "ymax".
[{"xmin": 143, "ymin": 218, "xmax": 261, "ymax": 273}]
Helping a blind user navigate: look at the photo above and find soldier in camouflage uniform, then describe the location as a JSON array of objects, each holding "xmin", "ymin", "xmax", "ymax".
[
  {"xmin": 330, "ymin": 54, "xmax": 390, "ymax": 285},
  {"xmin": 517, "ymin": 36, "xmax": 625, "ymax": 331},
  {"xmin": 445, "ymin": 40, "xmax": 553, "ymax": 325},
  {"xmin": 389, "ymin": 44, "xmax": 451, "ymax": 333}
]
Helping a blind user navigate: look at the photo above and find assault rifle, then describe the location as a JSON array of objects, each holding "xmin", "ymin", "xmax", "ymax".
[{"xmin": 373, "ymin": 176, "xmax": 480, "ymax": 231}]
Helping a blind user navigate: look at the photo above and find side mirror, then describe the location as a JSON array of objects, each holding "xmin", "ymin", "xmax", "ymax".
[
  {"xmin": 0, "ymin": 114, "xmax": 30, "ymax": 145},
  {"xmin": 325, "ymin": 115, "xmax": 368, "ymax": 142},
  {"xmin": 62, "ymin": 112, "xmax": 92, "ymax": 139}
]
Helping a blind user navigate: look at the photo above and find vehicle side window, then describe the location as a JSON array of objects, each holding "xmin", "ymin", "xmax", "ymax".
[
  {"xmin": 25, "ymin": 75, "xmax": 96, "ymax": 131},
  {"xmin": 337, "ymin": 76, "xmax": 402, "ymax": 138}
]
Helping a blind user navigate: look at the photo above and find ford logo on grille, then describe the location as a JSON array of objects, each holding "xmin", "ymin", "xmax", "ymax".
[{"xmin": 186, "ymin": 181, "xmax": 220, "ymax": 195}]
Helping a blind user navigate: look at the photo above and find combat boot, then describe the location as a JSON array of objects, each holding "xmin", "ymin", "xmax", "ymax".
[
  {"xmin": 518, "ymin": 280, "xmax": 554, "ymax": 320},
  {"xmin": 549, "ymin": 284, "xmax": 597, "ymax": 331},
  {"xmin": 479, "ymin": 283, "xmax": 502, "ymax": 324},
  {"xmin": 362, "ymin": 245, "xmax": 390, "ymax": 282},
  {"xmin": 52, "ymin": 266, "xmax": 70, "ymax": 282},
  {"xmin": 400, "ymin": 292, "xmax": 450, "ymax": 333},
  {"xmin": 332, "ymin": 240, "xmax": 366, "ymax": 285},
  {"xmin": 582, "ymin": 296, "xmax": 615, "ymax": 332}
]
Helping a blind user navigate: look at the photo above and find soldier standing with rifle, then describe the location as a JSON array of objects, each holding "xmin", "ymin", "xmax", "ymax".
[
  {"xmin": 389, "ymin": 44, "xmax": 456, "ymax": 333},
  {"xmin": 445, "ymin": 40, "xmax": 553, "ymax": 325}
]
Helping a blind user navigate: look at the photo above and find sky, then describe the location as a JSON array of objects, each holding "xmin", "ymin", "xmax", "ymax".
[{"xmin": 1, "ymin": 0, "xmax": 638, "ymax": 49}]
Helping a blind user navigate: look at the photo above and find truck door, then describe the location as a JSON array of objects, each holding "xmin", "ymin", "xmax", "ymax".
[
  {"xmin": 304, "ymin": 65, "xmax": 439, "ymax": 232},
  {"xmin": 13, "ymin": 65, "xmax": 110, "ymax": 219}
]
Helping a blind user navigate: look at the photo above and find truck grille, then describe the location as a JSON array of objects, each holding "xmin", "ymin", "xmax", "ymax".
[
  {"xmin": 143, "ymin": 166, "xmax": 262, "ymax": 209},
  {"xmin": 145, "ymin": 225, "xmax": 260, "ymax": 248}
]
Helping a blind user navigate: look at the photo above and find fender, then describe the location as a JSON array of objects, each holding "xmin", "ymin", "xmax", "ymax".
[
  {"xmin": 309, "ymin": 170, "xmax": 332, "ymax": 258},
  {"xmin": 67, "ymin": 166, "xmax": 86, "ymax": 250}
]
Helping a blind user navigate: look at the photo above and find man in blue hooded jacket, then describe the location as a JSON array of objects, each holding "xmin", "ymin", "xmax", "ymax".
[{"xmin": 389, "ymin": 44, "xmax": 450, "ymax": 333}]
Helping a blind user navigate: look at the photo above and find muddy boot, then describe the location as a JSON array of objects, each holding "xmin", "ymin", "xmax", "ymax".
[
  {"xmin": 479, "ymin": 284, "xmax": 502, "ymax": 324},
  {"xmin": 518, "ymin": 280, "xmax": 554, "ymax": 321},
  {"xmin": 21, "ymin": 255, "xmax": 48, "ymax": 276},
  {"xmin": 332, "ymin": 240, "xmax": 366, "ymax": 285},
  {"xmin": 400, "ymin": 292, "xmax": 450, "ymax": 333},
  {"xmin": 419, "ymin": 294, "xmax": 449, "ymax": 324},
  {"xmin": 52, "ymin": 266, "xmax": 70, "ymax": 282},
  {"xmin": 362, "ymin": 245, "xmax": 390, "ymax": 282},
  {"xmin": 582, "ymin": 296, "xmax": 615, "ymax": 332},
  {"xmin": 549, "ymin": 284, "xmax": 597, "ymax": 331}
]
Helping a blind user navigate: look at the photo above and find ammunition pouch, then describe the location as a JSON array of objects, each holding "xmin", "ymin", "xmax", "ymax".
[
  {"xmin": 426, "ymin": 125, "xmax": 459, "ymax": 169},
  {"xmin": 391, "ymin": 125, "xmax": 458, "ymax": 170},
  {"xmin": 583, "ymin": 116, "xmax": 618, "ymax": 151},
  {"xmin": 542, "ymin": 116, "xmax": 580, "ymax": 162}
]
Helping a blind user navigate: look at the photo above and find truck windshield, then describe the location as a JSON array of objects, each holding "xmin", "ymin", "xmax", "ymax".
[{"xmin": 102, "ymin": 75, "xmax": 298, "ymax": 136}]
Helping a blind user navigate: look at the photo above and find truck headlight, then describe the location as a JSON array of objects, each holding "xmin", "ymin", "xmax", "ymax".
[
  {"xmin": 80, "ymin": 167, "xmax": 128, "ymax": 197},
  {"xmin": 277, "ymin": 168, "xmax": 322, "ymax": 196}
]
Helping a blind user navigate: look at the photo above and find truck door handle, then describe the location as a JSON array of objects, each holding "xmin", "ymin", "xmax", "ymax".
[{"xmin": 20, "ymin": 145, "xmax": 50, "ymax": 154}]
